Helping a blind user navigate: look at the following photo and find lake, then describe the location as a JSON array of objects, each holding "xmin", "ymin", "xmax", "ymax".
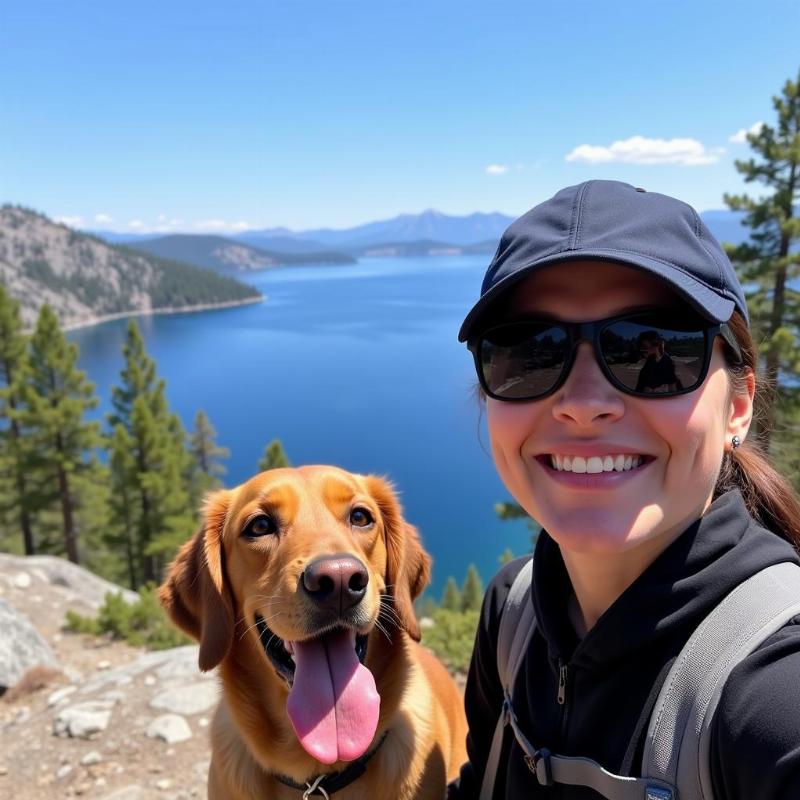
[{"xmin": 68, "ymin": 255, "xmax": 533, "ymax": 599}]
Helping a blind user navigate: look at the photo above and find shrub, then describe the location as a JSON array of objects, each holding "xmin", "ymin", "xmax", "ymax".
[
  {"xmin": 65, "ymin": 584, "xmax": 191, "ymax": 650},
  {"xmin": 421, "ymin": 608, "xmax": 480, "ymax": 673}
]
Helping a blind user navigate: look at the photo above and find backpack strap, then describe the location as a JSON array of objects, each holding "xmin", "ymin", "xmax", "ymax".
[
  {"xmin": 479, "ymin": 557, "xmax": 668, "ymax": 800},
  {"xmin": 643, "ymin": 560, "xmax": 800, "ymax": 800},
  {"xmin": 479, "ymin": 557, "xmax": 535, "ymax": 800}
]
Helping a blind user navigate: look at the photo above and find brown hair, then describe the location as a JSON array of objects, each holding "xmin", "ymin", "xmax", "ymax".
[{"xmin": 713, "ymin": 310, "xmax": 800, "ymax": 551}]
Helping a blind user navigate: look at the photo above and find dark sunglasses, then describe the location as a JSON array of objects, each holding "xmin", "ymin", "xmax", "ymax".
[{"xmin": 468, "ymin": 309, "xmax": 743, "ymax": 402}]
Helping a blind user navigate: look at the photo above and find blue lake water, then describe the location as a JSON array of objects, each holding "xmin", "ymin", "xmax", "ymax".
[{"xmin": 68, "ymin": 255, "xmax": 533, "ymax": 598}]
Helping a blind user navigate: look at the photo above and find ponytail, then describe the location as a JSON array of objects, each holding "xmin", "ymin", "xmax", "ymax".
[{"xmin": 713, "ymin": 311, "xmax": 800, "ymax": 551}]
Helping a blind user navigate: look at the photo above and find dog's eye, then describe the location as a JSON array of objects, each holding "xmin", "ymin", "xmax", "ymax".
[
  {"xmin": 350, "ymin": 508, "xmax": 374, "ymax": 528},
  {"xmin": 244, "ymin": 515, "xmax": 277, "ymax": 538}
]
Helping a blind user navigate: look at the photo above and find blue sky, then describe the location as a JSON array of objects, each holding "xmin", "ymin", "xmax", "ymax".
[{"xmin": 1, "ymin": 0, "xmax": 798, "ymax": 232}]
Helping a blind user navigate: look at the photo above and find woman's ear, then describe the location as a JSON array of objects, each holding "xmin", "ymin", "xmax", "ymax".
[
  {"xmin": 727, "ymin": 368, "xmax": 755, "ymax": 449},
  {"xmin": 158, "ymin": 489, "xmax": 235, "ymax": 671},
  {"xmin": 364, "ymin": 475, "xmax": 432, "ymax": 642}
]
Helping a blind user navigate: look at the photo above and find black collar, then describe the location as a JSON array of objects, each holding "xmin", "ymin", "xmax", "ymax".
[{"xmin": 273, "ymin": 731, "xmax": 389, "ymax": 797}]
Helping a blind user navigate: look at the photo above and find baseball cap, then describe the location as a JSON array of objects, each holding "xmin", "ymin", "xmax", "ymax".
[{"xmin": 457, "ymin": 180, "xmax": 749, "ymax": 343}]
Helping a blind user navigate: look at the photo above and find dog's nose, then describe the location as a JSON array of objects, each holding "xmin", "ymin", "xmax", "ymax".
[{"xmin": 302, "ymin": 554, "xmax": 369, "ymax": 613}]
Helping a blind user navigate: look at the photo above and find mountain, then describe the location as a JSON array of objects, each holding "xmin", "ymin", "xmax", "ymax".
[
  {"xmin": 124, "ymin": 234, "xmax": 355, "ymax": 272},
  {"xmin": 0, "ymin": 206, "xmax": 262, "ymax": 331},
  {"xmin": 238, "ymin": 210, "xmax": 515, "ymax": 250},
  {"xmin": 351, "ymin": 239, "xmax": 499, "ymax": 258}
]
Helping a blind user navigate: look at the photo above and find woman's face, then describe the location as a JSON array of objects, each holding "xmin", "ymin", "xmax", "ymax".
[{"xmin": 486, "ymin": 259, "xmax": 753, "ymax": 558}]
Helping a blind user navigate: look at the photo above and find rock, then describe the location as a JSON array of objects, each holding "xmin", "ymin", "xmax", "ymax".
[
  {"xmin": 48, "ymin": 685, "xmax": 77, "ymax": 707},
  {"xmin": 0, "ymin": 554, "xmax": 138, "ymax": 609},
  {"xmin": 56, "ymin": 764, "xmax": 73, "ymax": 779},
  {"xmin": 155, "ymin": 778, "xmax": 172, "ymax": 790},
  {"xmin": 145, "ymin": 714, "xmax": 192, "ymax": 744},
  {"xmin": 13, "ymin": 572, "xmax": 32, "ymax": 589},
  {"xmin": 54, "ymin": 700, "xmax": 116, "ymax": 738},
  {"xmin": 149, "ymin": 683, "xmax": 218, "ymax": 715},
  {"xmin": 0, "ymin": 596, "xmax": 60, "ymax": 689},
  {"xmin": 80, "ymin": 750, "xmax": 102, "ymax": 766},
  {"xmin": 97, "ymin": 660, "xmax": 112, "ymax": 670}
]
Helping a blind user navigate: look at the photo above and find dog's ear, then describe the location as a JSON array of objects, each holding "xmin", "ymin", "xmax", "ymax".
[
  {"xmin": 159, "ymin": 489, "xmax": 235, "ymax": 671},
  {"xmin": 365, "ymin": 475, "xmax": 431, "ymax": 642}
]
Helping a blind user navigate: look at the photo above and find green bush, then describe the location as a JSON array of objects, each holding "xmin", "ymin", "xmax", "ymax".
[
  {"xmin": 421, "ymin": 608, "xmax": 480, "ymax": 673},
  {"xmin": 65, "ymin": 583, "xmax": 192, "ymax": 650}
]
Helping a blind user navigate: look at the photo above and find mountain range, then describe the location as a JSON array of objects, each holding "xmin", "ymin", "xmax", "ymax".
[{"xmin": 93, "ymin": 208, "xmax": 751, "ymax": 267}]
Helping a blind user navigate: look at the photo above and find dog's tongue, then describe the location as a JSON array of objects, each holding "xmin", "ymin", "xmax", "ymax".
[{"xmin": 286, "ymin": 629, "xmax": 380, "ymax": 765}]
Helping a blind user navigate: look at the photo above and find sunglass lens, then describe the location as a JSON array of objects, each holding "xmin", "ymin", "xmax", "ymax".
[
  {"xmin": 479, "ymin": 323, "xmax": 569, "ymax": 399},
  {"xmin": 600, "ymin": 318, "xmax": 707, "ymax": 395}
]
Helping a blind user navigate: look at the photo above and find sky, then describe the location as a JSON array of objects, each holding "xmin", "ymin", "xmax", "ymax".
[{"xmin": 1, "ymin": 0, "xmax": 798, "ymax": 233}]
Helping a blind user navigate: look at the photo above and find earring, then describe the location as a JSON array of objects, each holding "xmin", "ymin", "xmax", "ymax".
[{"xmin": 731, "ymin": 435, "xmax": 741, "ymax": 451}]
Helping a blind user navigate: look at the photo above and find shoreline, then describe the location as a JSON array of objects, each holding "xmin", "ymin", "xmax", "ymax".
[{"xmin": 54, "ymin": 295, "xmax": 265, "ymax": 334}]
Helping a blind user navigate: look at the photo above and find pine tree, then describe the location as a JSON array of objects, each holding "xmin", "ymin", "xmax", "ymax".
[
  {"xmin": 107, "ymin": 321, "xmax": 194, "ymax": 586},
  {"xmin": 461, "ymin": 564, "xmax": 484, "ymax": 612},
  {"xmin": 15, "ymin": 305, "xmax": 102, "ymax": 563},
  {"xmin": 724, "ymin": 70, "xmax": 800, "ymax": 450},
  {"xmin": 441, "ymin": 576, "xmax": 462, "ymax": 612},
  {"xmin": 0, "ymin": 284, "xmax": 35, "ymax": 554},
  {"xmin": 187, "ymin": 409, "xmax": 229, "ymax": 508},
  {"xmin": 258, "ymin": 438, "xmax": 290, "ymax": 471},
  {"xmin": 498, "ymin": 548, "xmax": 515, "ymax": 566}
]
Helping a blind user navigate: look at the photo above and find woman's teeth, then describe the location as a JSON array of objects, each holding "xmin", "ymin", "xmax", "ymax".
[{"xmin": 549, "ymin": 454, "xmax": 644, "ymax": 473}]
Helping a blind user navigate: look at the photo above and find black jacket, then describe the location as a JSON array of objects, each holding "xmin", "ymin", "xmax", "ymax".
[{"xmin": 447, "ymin": 490, "xmax": 800, "ymax": 799}]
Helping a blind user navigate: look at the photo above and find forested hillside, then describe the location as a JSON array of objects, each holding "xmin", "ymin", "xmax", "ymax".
[{"xmin": 0, "ymin": 206, "xmax": 261, "ymax": 331}]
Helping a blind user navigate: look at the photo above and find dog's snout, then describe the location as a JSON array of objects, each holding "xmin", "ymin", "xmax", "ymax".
[{"xmin": 302, "ymin": 554, "xmax": 369, "ymax": 613}]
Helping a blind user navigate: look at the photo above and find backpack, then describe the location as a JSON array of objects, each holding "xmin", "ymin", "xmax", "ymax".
[{"xmin": 479, "ymin": 559, "xmax": 800, "ymax": 800}]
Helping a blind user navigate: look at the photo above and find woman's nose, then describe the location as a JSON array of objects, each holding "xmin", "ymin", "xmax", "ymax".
[{"xmin": 551, "ymin": 342, "xmax": 625, "ymax": 426}]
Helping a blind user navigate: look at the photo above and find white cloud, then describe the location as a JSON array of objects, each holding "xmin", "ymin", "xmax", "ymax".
[
  {"xmin": 55, "ymin": 215, "xmax": 83, "ymax": 227},
  {"xmin": 565, "ymin": 135, "xmax": 723, "ymax": 166},
  {"xmin": 193, "ymin": 219, "xmax": 229, "ymax": 231},
  {"xmin": 230, "ymin": 221, "xmax": 251, "ymax": 232},
  {"xmin": 128, "ymin": 220, "xmax": 145, "ymax": 230},
  {"xmin": 94, "ymin": 213, "xmax": 114, "ymax": 224},
  {"xmin": 486, "ymin": 164, "xmax": 509, "ymax": 175},
  {"xmin": 157, "ymin": 213, "xmax": 168, "ymax": 223},
  {"xmin": 729, "ymin": 121, "xmax": 764, "ymax": 143}
]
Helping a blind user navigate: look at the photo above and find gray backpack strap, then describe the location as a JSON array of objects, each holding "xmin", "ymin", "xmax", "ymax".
[
  {"xmin": 480, "ymin": 558, "xmax": 671, "ymax": 800},
  {"xmin": 643, "ymin": 560, "xmax": 800, "ymax": 800},
  {"xmin": 479, "ymin": 558, "xmax": 535, "ymax": 800}
]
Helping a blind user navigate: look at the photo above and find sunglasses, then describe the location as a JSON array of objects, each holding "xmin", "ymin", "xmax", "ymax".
[{"xmin": 468, "ymin": 309, "xmax": 743, "ymax": 402}]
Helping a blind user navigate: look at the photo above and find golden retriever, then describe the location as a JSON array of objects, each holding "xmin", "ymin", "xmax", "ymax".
[{"xmin": 159, "ymin": 465, "xmax": 467, "ymax": 799}]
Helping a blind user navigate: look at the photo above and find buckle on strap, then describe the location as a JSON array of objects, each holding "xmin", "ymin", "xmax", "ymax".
[{"xmin": 523, "ymin": 747, "xmax": 553, "ymax": 787}]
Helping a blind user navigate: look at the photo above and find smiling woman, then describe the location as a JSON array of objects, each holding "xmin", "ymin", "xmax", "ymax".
[{"xmin": 447, "ymin": 181, "xmax": 800, "ymax": 800}]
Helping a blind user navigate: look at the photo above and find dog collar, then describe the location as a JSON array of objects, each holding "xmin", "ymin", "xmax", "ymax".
[{"xmin": 274, "ymin": 731, "xmax": 389, "ymax": 798}]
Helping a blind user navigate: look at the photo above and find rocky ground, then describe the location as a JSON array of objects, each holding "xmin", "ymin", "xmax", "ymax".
[{"xmin": 0, "ymin": 554, "xmax": 218, "ymax": 800}]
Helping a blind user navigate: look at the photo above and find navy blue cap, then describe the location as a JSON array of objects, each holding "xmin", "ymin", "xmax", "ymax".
[{"xmin": 458, "ymin": 180, "xmax": 749, "ymax": 342}]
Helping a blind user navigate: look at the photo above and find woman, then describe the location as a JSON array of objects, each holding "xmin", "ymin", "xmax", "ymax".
[{"xmin": 447, "ymin": 181, "xmax": 800, "ymax": 799}]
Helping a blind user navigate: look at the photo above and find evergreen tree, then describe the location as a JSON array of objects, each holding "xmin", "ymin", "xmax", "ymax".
[
  {"xmin": 441, "ymin": 576, "xmax": 462, "ymax": 612},
  {"xmin": 107, "ymin": 321, "xmax": 194, "ymax": 586},
  {"xmin": 461, "ymin": 564, "xmax": 484, "ymax": 612},
  {"xmin": 15, "ymin": 305, "xmax": 102, "ymax": 563},
  {"xmin": 187, "ymin": 409, "xmax": 229, "ymax": 508},
  {"xmin": 258, "ymin": 438, "xmax": 290, "ymax": 471},
  {"xmin": 724, "ymin": 70, "xmax": 800, "ymax": 450},
  {"xmin": 108, "ymin": 423, "xmax": 140, "ymax": 589},
  {"xmin": 498, "ymin": 548, "xmax": 515, "ymax": 566},
  {"xmin": 0, "ymin": 285, "xmax": 35, "ymax": 554}
]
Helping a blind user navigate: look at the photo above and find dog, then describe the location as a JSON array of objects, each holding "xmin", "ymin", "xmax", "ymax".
[{"xmin": 159, "ymin": 465, "xmax": 468, "ymax": 799}]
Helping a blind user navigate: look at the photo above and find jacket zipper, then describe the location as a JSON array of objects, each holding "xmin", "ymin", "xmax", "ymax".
[
  {"xmin": 557, "ymin": 658, "xmax": 571, "ymax": 752},
  {"xmin": 557, "ymin": 660, "xmax": 569, "ymax": 705}
]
